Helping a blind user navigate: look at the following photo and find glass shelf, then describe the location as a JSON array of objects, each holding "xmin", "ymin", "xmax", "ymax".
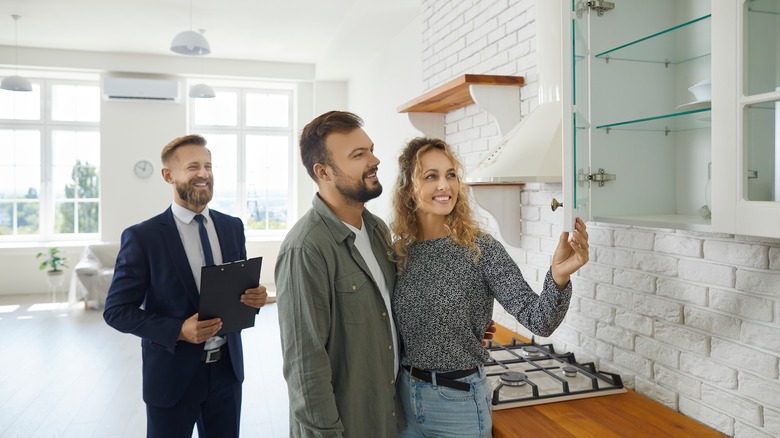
[
  {"xmin": 595, "ymin": 15, "xmax": 711, "ymax": 65},
  {"xmin": 749, "ymin": 0, "xmax": 780, "ymax": 15},
  {"xmin": 749, "ymin": 101, "xmax": 777, "ymax": 110},
  {"xmin": 596, "ymin": 107, "xmax": 711, "ymax": 132}
]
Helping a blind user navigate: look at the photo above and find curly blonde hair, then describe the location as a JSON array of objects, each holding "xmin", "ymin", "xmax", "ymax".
[{"xmin": 390, "ymin": 137, "xmax": 482, "ymax": 274}]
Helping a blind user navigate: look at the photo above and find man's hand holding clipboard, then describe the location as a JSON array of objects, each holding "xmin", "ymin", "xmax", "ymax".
[
  {"xmin": 239, "ymin": 286, "xmax": 268, "ymax": 309},
  {"xmin": 198, "ymin": 257, "xmax": 266, "ymax": 336}
]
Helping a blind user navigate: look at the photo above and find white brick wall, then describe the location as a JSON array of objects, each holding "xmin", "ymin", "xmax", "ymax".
[
  {"xmin": 710, "ymin": 288, "xmax": 774, "ymax": 322},
  {"xmin": 654, "ymin": 321, "xmax": 710, "ymax": 356},
  {"xmin": 614, "ymin": 309, "xmax": 654, "ymax": 336},
  {"xmin": 635, "ymin": 336, "xmax": 680, "ymax": 369},
  {"xmin": 656, "ymin": 278, "xmax": 708, "ymax": 306},
  {"xmin": 421, "ymin": 0, "xmax": 780, "ymax": 436},
  {"xmin": 654, "ymin": 364, "xmax": 702, "ymax": 398},
  {"xmin": 635, "ymin": 377, "xmax": 678, "ymax": 409},
  {"xmin": 763, "ymin": 408, "xmax": 780, "ymax": 436},
  {"xmin": 711, "ymin": 338, "xmax": 778, "ymax": 379},
  {"xmin": 741, "ymin": 322, "xmax": 780, "ymax": 355},
  {"xmin": 655, "ymin": 234, "xmax": 703, "ymax": 258},
  {"xmin": 704, "ymin": 241, "xmax": 769, "ymax": 269},
  {"xmin": 613, "ymin": 269, "xmax": 657, "ymax": 294},
  {"xmin": 596, "ymin": 322, "xmax": 635, "ymax": 350},
  {"xmin": 594, "ymin": 246, "xmax": 634, "ymax": 268},
  {"xmin": 733, "ymin": 423, "xmax": 775, "ymax": 438},
  {"xmin": 680, "ymin": 395, "xmax": 735, "ymax": 435},
  {"xmin": 739, "ymin": 373, "xmax": 780, "ymax": 409},
  {"xmin": 701, "ymin": 385, "xmax": 763, "ymax": 426},
  {"xmin": 678, "ymin": 259, "xmax": 736, "ymax": 288}
]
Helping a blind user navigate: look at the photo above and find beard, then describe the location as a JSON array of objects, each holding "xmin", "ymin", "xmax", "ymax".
[
  {"xmin": 333, "ymin": 165, "xmax": 383, "ymax": 204},
  {"xmin": 176, "ymin": 178, "xmax": 213, "ymax": 207}
]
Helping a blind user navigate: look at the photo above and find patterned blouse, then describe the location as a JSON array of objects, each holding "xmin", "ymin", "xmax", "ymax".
[{"xmin": 392, "ymin": 233, "xmax": 572, "ymax": 371}]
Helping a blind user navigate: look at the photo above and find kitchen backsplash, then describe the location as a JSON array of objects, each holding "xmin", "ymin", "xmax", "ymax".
[{"xmin": 421, "ymin": 0, "xmax": 780, "ymax": 436}]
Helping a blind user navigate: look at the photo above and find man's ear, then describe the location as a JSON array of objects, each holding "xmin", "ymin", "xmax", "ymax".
[
  {"xmin": 161, "ymin": 167, "xmax": 173, "ymax": 184},
  {"xmin": 313, "ymin": 163, "xmax": 330, "ymax": 182}
]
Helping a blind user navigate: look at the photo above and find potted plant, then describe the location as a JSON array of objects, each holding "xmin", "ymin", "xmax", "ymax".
[{"xmin": 37, "ymin": 247, "xmax": 69, "ymax": 288}]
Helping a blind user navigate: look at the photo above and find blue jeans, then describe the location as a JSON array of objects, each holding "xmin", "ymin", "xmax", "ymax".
[{"xmin": 397, "ymin": 366, "xmax": 493, "ymax": 438}]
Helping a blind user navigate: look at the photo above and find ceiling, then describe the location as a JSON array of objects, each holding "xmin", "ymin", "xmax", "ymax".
[{"xmin": 0, "ymin": 0, "xmax": 421, "ymax": 79}]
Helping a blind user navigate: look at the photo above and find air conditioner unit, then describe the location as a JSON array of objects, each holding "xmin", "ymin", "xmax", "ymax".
[{"xmin": 102, "ymin": 77, "xmax": 180, "ymax": 102}]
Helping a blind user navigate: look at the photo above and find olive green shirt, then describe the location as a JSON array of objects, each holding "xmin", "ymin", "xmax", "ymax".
[{"xmin": 275, "ymin": 194, "xmax": 400, "ymax": 438}]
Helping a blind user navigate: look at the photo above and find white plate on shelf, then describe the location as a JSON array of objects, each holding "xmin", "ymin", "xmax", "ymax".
[{"xmin": 676, "ymin": 99, "xmax": 711, "ymax": 112}]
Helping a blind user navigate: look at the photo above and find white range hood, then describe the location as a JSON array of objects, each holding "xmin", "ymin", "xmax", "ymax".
[
  {"xmin": 465, "ymin": 102, "xmax": 562, "ymax": 183},
  {"xmin": 465, "ymin": 0, "xmax": 563, "ymax": 185}
]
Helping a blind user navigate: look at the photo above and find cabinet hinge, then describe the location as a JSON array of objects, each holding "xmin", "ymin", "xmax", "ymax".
[
  {"xmin": 587, "ymin": 1, "xmax": 615, "ymax": 16},
  {"xmin": 578, "ymin": 168, "xmax": 616, "ymax": 187}
]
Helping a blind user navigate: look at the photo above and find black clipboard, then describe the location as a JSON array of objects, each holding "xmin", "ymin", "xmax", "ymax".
[{"xmin": 199, "ymin": 257, "xmax": 262, "ymax": 335}]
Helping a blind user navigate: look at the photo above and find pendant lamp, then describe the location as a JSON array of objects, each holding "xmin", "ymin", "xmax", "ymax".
[
  {"xmin": 170, "ymin": 0, "xmax": 211, "ymax": 55},
  {"xmin": 190, "ymin": 83, "xmax": 215, "ymax": 98},
  {"xmin": 1, "ymin": 15, "xmax": 32, "ymax": 92}
]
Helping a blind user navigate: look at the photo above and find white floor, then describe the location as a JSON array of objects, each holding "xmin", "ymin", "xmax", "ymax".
[{"xmin": 0, "ymin": 294, "xmax": 289, "ymax": 438}]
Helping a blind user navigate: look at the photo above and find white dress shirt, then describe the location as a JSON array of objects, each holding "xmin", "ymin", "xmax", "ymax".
[{"xmin": 171, "ymin": 202, "xmax": 225, "ymax": 350}]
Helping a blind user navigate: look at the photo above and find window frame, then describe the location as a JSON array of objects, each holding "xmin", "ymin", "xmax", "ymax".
[
  {"xmin": 0, "ymin": 77, "xmax": 101, "ymax": 243},
  {"xmin": 188, "ymin": 82, "xmax": 297, "ymax": 238}
]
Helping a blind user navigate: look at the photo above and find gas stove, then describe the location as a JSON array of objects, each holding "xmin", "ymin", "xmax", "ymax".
[{"xmin": 484, "ymin": 336, "xmax": 626, "ymax": 410}]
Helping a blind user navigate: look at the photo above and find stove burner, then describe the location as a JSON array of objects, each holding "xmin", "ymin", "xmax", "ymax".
[
  {"xmin": 521, "ymin": 347, "xmax": 540, "ymax": 357},
  {"xmin": 485, "ymin": 337, "xmax": 626, "ymax": 410},
  {"xmin": 499, "ymin": 371, "xmax": 527, "ymax": 387},
  {"xmin": 562, "ymin": 366, "xmax": 578, "ymax": 377}
]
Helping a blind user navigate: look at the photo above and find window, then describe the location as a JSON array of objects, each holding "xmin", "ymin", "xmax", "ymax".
[
  {"xmin": 190, "ymin": 83, "xmax": 295, "ymax": 236},
  {"xmin": 0, "ymin": 78, "xmax": 100, "ymax": 241}
]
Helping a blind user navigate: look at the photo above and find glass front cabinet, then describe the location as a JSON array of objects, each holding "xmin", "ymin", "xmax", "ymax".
[{"xmin": 560, "ymin": 0, "xmax": 780, "ymax": 239}]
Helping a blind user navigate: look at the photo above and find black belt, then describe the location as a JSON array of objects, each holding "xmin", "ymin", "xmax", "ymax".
[
  {"xmin": 202, "ymin": 345, "xmax": 226, "ymax": 363},
  {"xmin": 403, "ymin": 365, "xmax": 478, "ymax": 392}
]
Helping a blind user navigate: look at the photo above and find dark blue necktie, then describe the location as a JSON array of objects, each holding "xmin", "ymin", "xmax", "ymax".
[{"xmin": 193, "ymin": 214, "xmax": 215, "ymax": 266}]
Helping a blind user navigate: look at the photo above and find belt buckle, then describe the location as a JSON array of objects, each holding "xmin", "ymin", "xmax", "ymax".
[{"xmin": 204, "ymin": 348, "xmax": 221, "ymax": 363}]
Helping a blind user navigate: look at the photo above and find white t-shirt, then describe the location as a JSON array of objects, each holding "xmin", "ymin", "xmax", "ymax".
[{"xmin": 344, "ymin": 220, "xmax": 399, "ymax": 375}]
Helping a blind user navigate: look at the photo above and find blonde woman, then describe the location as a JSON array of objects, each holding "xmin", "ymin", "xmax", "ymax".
[{"xmin": 390, "ymin": 137, "xmax": 589, "ymax": 438}]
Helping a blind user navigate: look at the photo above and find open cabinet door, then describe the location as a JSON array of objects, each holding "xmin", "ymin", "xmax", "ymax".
[{"xmin": 561, "ymin": 0, "xmax": 592, "ymax": 231}]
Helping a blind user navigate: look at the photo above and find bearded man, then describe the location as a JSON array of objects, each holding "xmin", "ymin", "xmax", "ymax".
[
  {"xmin": 104, "ymin": 134, "xmax": 267, "ymax": 438},
  {"xmin": 275, "ymin": 111, "xmax": 401, "ymax": 437}
]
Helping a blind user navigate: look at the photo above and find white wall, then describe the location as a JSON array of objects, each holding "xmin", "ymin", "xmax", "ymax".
[
  {"xmin": 347, "ymin": 14, "xmax": 427, "ymax": 222},
  {"xmin": 100, "ymin": 93, "xmax": 185, "ymax": 241},
  {"xmin": 0, "ymin": 49, "xmax": 322, "ymax": 294},
  {"xmin": 0, "ymin": 246, "xmax": 84, "ymax": 297},
  {"xmin": 421, "ymin": 1, "xmax": 780, "ymax": 437}
]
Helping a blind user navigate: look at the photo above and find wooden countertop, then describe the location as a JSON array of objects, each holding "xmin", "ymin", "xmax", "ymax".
[{"xmin": 491, "ymin": 325, "xmax": 725, "ymax": 437}]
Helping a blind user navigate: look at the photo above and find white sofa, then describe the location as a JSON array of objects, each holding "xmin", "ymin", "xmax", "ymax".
[{"xmin": 69, "ymin": 243, "xmax": 119, "ymax": 310}]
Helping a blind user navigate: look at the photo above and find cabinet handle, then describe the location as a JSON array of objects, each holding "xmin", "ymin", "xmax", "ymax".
[{"xmin": 551, "ymin": 198, "xmax": 563, "ymax": 211}]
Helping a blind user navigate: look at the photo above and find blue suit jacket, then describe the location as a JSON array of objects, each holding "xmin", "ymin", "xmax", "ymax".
[{"xmin": 104, "ymin": 207, "xmax": 247, "ymax": 407}]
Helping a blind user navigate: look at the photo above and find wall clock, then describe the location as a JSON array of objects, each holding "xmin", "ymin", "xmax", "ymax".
[{"xmin": 133, "ymin": 160, "xmax": 154, "ymax": 179}]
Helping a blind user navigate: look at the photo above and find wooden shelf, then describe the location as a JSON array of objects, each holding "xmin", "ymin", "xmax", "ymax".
[{"xmin": 397, "ymin": 74, "xmax": 525, "ymax": 113}]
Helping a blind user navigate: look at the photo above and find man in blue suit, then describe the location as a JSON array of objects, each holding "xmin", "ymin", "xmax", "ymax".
[{"xmin": 104, "ymin": 134, "xmax": 267, "ymax": 438}]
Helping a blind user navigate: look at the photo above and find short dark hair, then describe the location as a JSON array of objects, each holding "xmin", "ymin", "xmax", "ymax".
[
  {"xmin": 299, "ymin": 111, "xmax": 363, "ymax": 181},
  {"xmin": 161, "ymin": 134, "xmax": 209, "ymax": 165}
]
